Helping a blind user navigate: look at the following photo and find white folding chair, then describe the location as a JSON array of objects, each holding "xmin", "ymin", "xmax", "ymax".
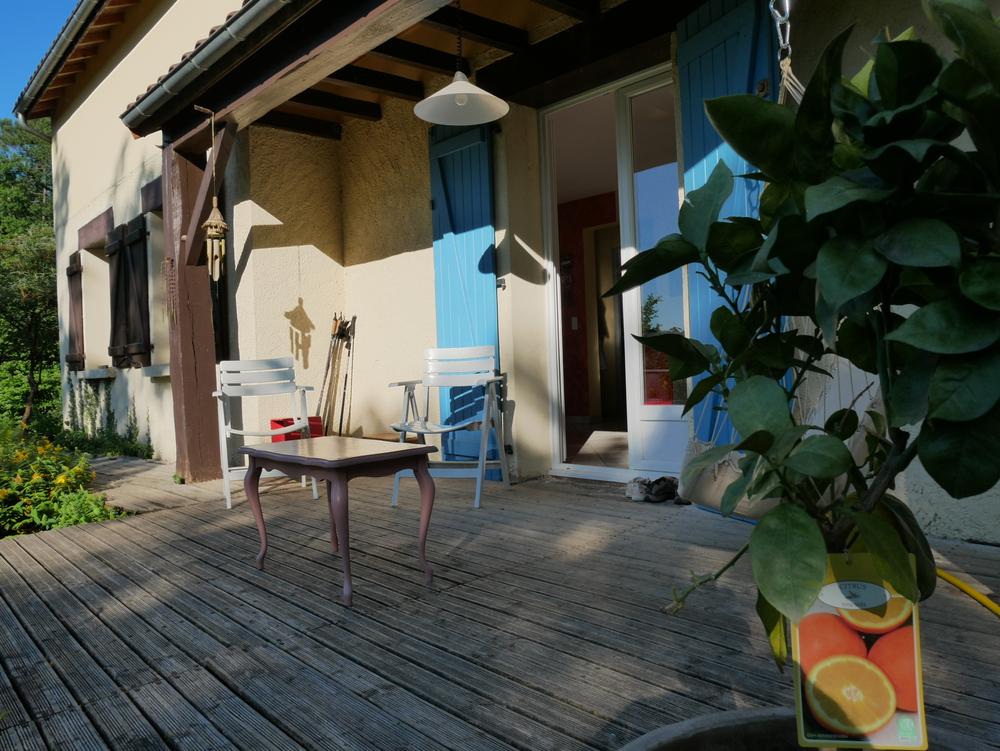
[
  {"xmin": 389, "ymin": 346, "xmax": 511, "ymax": 508},
  {"xmin": 214, "ymin": 358, "xmax": 318, "ymax": 508}
]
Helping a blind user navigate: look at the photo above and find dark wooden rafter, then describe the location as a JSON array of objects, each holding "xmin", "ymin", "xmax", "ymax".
[
  {"xmin": 323, "ymin": 65, "xmax": 423, "ymax": 102},
  {"xmin": 288, "ymin": 89, "xmax": 381, "ymax": 121},
  {"xmin": 256, "ymin": 112, "xmax": 343, "ymax": 140},
  {"xmin": 418, "ymin": 6, "xmax": 529, "ymax": 54},
  {"xmin": 61, "ymin": 60, "xmax": 87, "ymax": 75},
  {"xmin": 366, "ymin": 38, "xmax": 470, "ymax": 77},
  {"xmin": 91, "ymin": 12, "xmax": 126, "ymax": 28},
  {"xmin": 182, "ymin": 120, "xmax": 238, "ymax": 266},
  {"xmin": 77, "ymin": 29, "xmax": 112, "ymax": 47},
  {"xmin": 528, "ymin": 0, "xmax": 600, "ymax": 21},
  {"xmin": 68, "ymin": 46, "xmax": 100, "ymax": 61}
]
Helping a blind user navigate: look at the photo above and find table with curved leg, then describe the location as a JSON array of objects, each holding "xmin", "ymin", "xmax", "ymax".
[{"xmin": 238, "ymin": 436, "xmax": 437, "ymax": 606}]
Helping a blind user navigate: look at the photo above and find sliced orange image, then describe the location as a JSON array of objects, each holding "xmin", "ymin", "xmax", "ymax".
[
  {"xmin": 805, "ymin": 654, "xmax": 897, "ymax": 736},
  {"xmin": 838, "ymin": 596, "xmax": 913, "ymax": 634}
]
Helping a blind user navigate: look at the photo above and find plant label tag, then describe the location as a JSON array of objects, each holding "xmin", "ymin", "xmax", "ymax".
[{"xmin": 791, "ymin": 553, "xmax": 927, "ymax": 749}]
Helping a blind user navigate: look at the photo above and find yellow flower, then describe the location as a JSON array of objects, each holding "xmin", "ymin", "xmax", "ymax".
[
  {"xmin": 14, "ymin": 451, "xmax": 27, "ymax": 462},
  {"xmin": 31, "ymin": 473, "xmax": 42, "ymax": 481},
  {"xmin": 54, "ymin": 475, "xmax": 68, "ymax": 485}
]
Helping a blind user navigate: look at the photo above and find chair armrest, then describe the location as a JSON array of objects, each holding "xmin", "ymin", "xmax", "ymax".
[
  {"xmin": 297, "ymin": 386, "xmax": 315, "ymax": 392},
  {"xmin": 212, "ymin": 390, "xmax": 223, "ymax": 398},
  {"xmin": 476, "ymin": 376, "xmax": 505, "ymax": 387},
  {"xmin": 389, "ymin": 380, "xmax": 421, "ymax": 388}
]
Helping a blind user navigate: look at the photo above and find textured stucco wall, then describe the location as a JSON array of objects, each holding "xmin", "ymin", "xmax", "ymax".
[
  {"xmin": 227, "ymin": 126, "xmax": 345, "ymax": 447},
  {"xmin": 789, "ymin": 1, "xmax": 1000, "ymax": 544},
  {"xmin": 50, "ymin": 0, "xmax": 238, "ymax": 459}
]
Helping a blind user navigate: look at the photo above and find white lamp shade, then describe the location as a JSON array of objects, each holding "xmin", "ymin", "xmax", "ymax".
[{"xmin": 414, "ymin": 71, "xmax": 509, "ymax": 126}]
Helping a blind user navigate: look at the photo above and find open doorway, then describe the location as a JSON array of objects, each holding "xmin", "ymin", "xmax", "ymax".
[{"xmin": 549, "ymin": 93, "xmax": 628, "ymax": 468}]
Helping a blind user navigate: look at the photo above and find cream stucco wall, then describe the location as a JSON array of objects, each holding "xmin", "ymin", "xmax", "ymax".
[
  {"xmin": 50, "ymin": 0, "xmax": 239, "ymax": 459},
  {"xmin": 789, "ymin": 0, "xmax": 1000, "ymax": 544}
]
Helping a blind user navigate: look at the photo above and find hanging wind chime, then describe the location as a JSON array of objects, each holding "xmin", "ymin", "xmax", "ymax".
[{"xmin": 195, "ymin": 105, "xmax": 229, "ymax": 281}]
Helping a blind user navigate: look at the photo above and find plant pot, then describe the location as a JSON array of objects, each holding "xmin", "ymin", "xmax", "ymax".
[{"xmin": 617, "ymin": 707, "xmax": 975, "ymax": 751}]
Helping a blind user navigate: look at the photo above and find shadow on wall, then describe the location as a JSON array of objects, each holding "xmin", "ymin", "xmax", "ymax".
[{"xmin": 284, "ymin": 297, "xmax": 314, "ymax": 370}]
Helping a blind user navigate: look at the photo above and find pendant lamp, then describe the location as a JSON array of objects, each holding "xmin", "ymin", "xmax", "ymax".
[{"xmin": 413, "ymin": 1, "xmax": 508, "ymax": 126}]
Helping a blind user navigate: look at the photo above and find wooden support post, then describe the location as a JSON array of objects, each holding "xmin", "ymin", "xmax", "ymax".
[{"xmin": 162, "ymin": 144, "xmax": 223, "ymax": 482}]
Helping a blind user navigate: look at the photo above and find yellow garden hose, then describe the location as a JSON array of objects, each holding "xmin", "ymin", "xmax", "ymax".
[{"xmin": 936, "ymin": 568, "xmax": 1000, "ymax": 618}]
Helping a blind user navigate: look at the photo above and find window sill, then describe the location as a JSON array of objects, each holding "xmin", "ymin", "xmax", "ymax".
[
  {"xmin": 78, "ymin": 368, "xmax": 117, "ymax": 381},
  {"xmin": 143, "ymin": 364, "xmax": 170, "ymax": 380}
]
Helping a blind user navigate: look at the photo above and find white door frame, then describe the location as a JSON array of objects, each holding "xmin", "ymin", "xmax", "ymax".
[{"xmin": 539, "ymin": 62, "xmax": 682, "ymax": 483}]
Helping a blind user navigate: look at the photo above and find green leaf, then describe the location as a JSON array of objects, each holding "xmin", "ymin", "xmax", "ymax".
[
  {"xmin": 750, "ymin": 504, "xmax": 827, "ymax": 623},
  {"xmin": 926, "ymin": 1, "xmax": 1000, "ymax": 88},
  {"xmin": 874, "ymin": 218, "xmax": 962, "ymax": 268},
  {"xmin": 878, "ymin": 494, "xmax": 938, "ymax": 600},
  {"xmin": 603, "ymin": 236, "xmax": 700, "ymax": 298},
  {"xmin": 885, "ymin": 298, "xmax": 1000, "ymax": 353},
  {"xmin": 682, "ymin": 372, "xmax": 725, "ymax": 415},
  {"xmin": 817, "ymin": 235, "xmax": 888, "ymax": 313},
  {"xmin": 848, "ymin": 511, "xmax": 920, "ymax": 601},
  {"xmin": 704, "ymin": 95, "xmax": 797, "ymax": 183},
  {"xmin": 735, "ymin": 430, "xmax": 775, "ymax": 455},
  {"xmin": 813, "ymin": 290, "xmax": 839, "ymax": 352},
  {"xmin": 755, "ymin": 589, "xmax": 788, "ymax": 673},
  {"xmin": 960, "ymin": 258, "xmax": 1000, "ymax": 310},
  {"xmin": 711, "ymin": 307, "xmax": 750, "ymax": 357},
  {"xmin": 874, "ymin": 41, "xmax": 943, "ymax": 110},
  {"xmin": 706, "ymin": 221, "xmax": 762, "ymax": 272},
  {"xmin": 805, "ymin": 176, "xmax": 894, "ymax": 222},
  {"xmin": 927, "ymin": 348, "xmax": 1000, "ymax": 420},
  {"xmin": 679, "ymin": 161, "xmax": 734, "ymax": 252},
  {"xmin": 888, "ymin": 350, "xmax": 937, "ymax": 427},
  {"xmin": 918, "ymin": 399, "xmax": 1000, "ymax": 498},
  {"xmin": 794, "ymin": 26, "xmax": 855, "ymax": 183},
  {"xmin": 721, "ymin": 471, "xmax": 753, "ymax": 518},
  {"xmin": 825, "ymin": 408, "xmax": 860, "ymax": 441},
  {"xmin": 680, "ymin": 442, "xmax": 740, "ymax": 488},
  {"xmin": 837, "ymin": 318, "xmax": 878, "ymax": 374},
  {"xmin": 770, "ymin": 425, "xmax": 816, "ymax": 462},
  {"xmin": 783, "ymin": 435, "xmax": 854, "ymax": 479},
  {"xmin": 728, "ymin": 376, "xmax": 792, "ymax": 438}
]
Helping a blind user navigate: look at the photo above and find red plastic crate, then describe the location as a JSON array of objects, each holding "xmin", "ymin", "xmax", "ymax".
[{"xmin": 270, "ymin": 416, "xmax": 323, "ymax": 442}]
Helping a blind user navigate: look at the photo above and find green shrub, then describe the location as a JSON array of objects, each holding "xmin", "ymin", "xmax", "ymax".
[
  {"xmin": 0, "ymin": 419, "xmax": 129, "ymax": 537},
  {"xmin": 55, "ymin": 379, "xmax": 153, "ymax": 459}
]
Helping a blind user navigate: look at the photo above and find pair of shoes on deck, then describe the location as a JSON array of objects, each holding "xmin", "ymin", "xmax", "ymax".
[{"xmin": 643, "ymin": 476, "xmax": 681, "ymax": 504}]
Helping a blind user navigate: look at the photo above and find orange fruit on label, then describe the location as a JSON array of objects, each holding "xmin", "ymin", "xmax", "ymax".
[
  {"xmin": 838, "ymin": 597, "xmax": 913, "ymax": 634},
  {"xmin": 805, "ymin": 654, "xmax": 897, "ymax": 736},
  {"xmin": 868, "ymin": 625, "xmax": 919, "ymax": 712},
  {"xmin": 797, "ymin": 613, "xmax": 868, "ymax": 676}
]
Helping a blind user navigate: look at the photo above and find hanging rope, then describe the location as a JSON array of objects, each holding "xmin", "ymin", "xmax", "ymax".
[
  {"xmin": 195, "ymin": 105, "xmax": 229, "ymax": 281},
  {"xmin": 769, "ymin": 0, "xmax": 805, "ymax": 105}
]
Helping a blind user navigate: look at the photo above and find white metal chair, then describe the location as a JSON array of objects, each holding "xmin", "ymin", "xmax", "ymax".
[
  {"xmin": 214, "ymin": 358, "xmax": 319, "ymax": 508},
  {"xmin": 389, "ymin": 346, "xmax": 511, "ymax": 508}
]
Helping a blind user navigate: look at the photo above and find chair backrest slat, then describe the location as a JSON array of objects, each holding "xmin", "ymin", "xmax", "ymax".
[
  {"xmin": 220, "ymin": 381, "xmax": 297, "ymax": 397},
  {"xmin": 423, "ymin": 346, "xmax": 495, "ymax": 387},
  {"xmin": 220, "ymin": 368, "xmax": 296, "ymax": 386},
  {"xmin": 424, "ymin": 359, "xmax": 494, "ymax": 375},
  {"xmin": 424, "ymin": 346, "xmax": 493, "ymax": 361},
  {"xmin": 219, "ymin": 357, "xmax": 293, "ymax": 372},
  {"xmin": 425, "ymin": 373, "xmax": 492, "ymax": 388}
]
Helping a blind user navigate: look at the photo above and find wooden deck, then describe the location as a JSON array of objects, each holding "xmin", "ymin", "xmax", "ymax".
[{"xmin": 1, "ymin": 466, "xmax": 998, "ymax": 750}]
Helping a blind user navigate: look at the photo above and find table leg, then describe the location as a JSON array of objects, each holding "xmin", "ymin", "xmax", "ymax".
[
  {"xmin": 244, "ymin": 458, "xmax": 267, "ymax": 570},
  {"xmin": 413, "ymin": 456, "xmax": 435, "ymax": 583},
  {"xmin": 325, "ymin": 479, "xmax": 339, "ymax": 553},
  {"xmin": 328, "ymin": 472, "xmax": 353, "ymax": 606}
]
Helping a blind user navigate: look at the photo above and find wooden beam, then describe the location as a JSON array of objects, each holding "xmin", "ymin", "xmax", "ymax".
[
  {"xmin": 141, "ymin": 177, "xmax": 163, "ymax": 214},
  {"xmin": 78, "ymin": 208, "xmax": 115, "ymax": 250},
  {"xmin": 106, "ymin": 0, "xmax": 141, "ymax": 7},
  {"xmin": 78, "ymin": 29, "xmax": 112, "ymax": 47},
  {"xmin": 419, "ymin": 6, "xmax": 529, "ymax": 54},
  {"xmin": 255, "ymin": 111, "xmax": 343, "ymax": 140},
  {"xmin": 162, "ymin": 145, "xmax": 222, "ymax": 483},
  {"xmin": 92, "ymin": 12, "xmax": 127, "ymax": 28},
  {"xmin": 183, "ymin": 121, "xmax": 238, "ymax": 266},
  {"xmin": 50, "ymin": 74, "xmax": 77, "ymax": 88},
  {"xmin": 289, "ymin": 89, "xmax": 381, "ymax": 120},
  {"xmin": 366, "ymin": 38, "xmax": 470, "ymax": 77},
  {"xmin": 478, "ymin": 0, "xmax": 699, "ymax": 107},
  {"xmin": 68, "ymin": 47, "xmax": 99, "ymax": 61},
  {"xmin": 528, "ymin": 0, "xmax": 600, "ymax": 21},
  {"xmin": 323, "ymin": 65, "xmax": 423, "ymax": 101},
  {"xmin": 60, "ymin": 61, "xmax": 87, "ymax": 74}
]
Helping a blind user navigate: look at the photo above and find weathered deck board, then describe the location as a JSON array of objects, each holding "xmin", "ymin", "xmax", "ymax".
[{"xmin": 0, "ymin": 468, "xmax": 998, "ymax": 750}]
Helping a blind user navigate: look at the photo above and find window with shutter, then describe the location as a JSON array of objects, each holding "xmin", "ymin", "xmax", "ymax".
[
  {"xmin": 65, "ymin": 252, "xmax": 85, "ymax": 371},
  {"xmin": 106, "ymin": 216, "xmax": 152, "ymax": 367}
]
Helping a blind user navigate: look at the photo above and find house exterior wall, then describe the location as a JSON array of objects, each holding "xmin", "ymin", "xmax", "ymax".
[
  {"xmin": 789, "ymin": 0, "xmax": 1000, "ymax": 545},
  {"xmin": 50, "ymin": 0, "xmax": 238, "ymax": 459}
]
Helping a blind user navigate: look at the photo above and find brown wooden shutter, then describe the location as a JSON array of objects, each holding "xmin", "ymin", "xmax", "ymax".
[
  {"xmin": 65, "ymin": 252, "xmax": 85, "ymax": 371},
  {"xmin": 106, "ymin": 224, "xmax": 127, "ymax": 363},
  {"xmin": 123, "ymin": 216, "xmax": 151, "ymax": 366}
]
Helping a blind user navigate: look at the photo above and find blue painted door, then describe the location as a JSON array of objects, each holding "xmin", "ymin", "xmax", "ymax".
[
  {"xmin": 429, "ymin": 124, "xmax": 500, "ymax": 469},
  {"xmin": 677, "ymin": 0, "xmax": 777, "ymax": 443}
]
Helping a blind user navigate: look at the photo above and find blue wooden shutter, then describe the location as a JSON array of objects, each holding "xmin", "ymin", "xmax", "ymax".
[
  {"xmin": 677, "ymin": 0, "xmax": 777, "ymax": 443},
  {"xmin": 429, "ymin": 124, "xmax": 500, "ymax": 468}
]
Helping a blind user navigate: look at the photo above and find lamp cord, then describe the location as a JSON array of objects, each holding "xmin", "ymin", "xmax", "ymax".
[{"xmin": 456, "ymin": 0, "xmax": 463, "ymax": 70}]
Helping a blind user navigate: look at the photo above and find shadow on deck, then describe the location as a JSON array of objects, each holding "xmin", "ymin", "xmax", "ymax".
[{"xmin": 0, "ymin": 464, "xmax": 998, "ymax": 750}]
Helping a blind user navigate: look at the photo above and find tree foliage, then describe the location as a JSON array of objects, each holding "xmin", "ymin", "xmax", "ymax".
[{"xmin": 0, "ymin": 118, "xmax": 58, "ymax": 427}]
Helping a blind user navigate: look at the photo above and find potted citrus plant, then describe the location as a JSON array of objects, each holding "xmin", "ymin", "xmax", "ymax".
[{"xmin": 607, "ymin": 0, "xmax": 1000, "ymax": 747}]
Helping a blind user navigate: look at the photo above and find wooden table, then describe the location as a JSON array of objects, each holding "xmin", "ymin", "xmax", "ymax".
[{"xmin": 238, "ymin": 436, "xmax": 438, "ymax": 606}]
